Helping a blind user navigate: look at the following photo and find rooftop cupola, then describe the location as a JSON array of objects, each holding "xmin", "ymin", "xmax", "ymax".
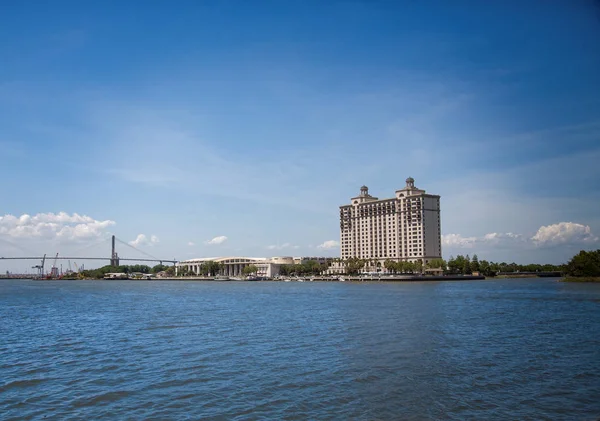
[
  {"xmin": 360, "ymin": 185, "xmax": 369, "ymax": 196},
  {"xmin": 406, "ymin": 177, "xmax": 415, "ymax": 189}
]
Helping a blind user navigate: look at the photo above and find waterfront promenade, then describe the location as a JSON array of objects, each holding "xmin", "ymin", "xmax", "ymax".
[{"xmin": 1, "ymin": 274, "xmax": 487, "ymax": 281}]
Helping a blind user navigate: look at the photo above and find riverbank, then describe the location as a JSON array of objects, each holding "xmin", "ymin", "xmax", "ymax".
[
  {"xmin": 116, "ymin": 275, "xmax": 488, "ymax": 282},
  {"xmin": 561, "ymin": 277, "xmax": 600, "ymax": 283},
  {"xmin": 6, "ymin": 275, "xmax": 488, "ymax": 282}
]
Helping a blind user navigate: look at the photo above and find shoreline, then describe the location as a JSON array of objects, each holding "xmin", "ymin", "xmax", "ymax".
[
  {"xmin": 561, "ymin": 277, "xmax": 600, "ymax": 283},
  {"xmin": 2, "ymin": 274, "xmax": 574, "ymax": 282},
  {"xmin": 5, "ymin": 275, "xmax": 490, "ymax": 282}
]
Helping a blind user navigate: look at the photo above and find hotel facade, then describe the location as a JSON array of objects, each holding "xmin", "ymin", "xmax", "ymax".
[{"xmin": 340, "ymin": 178, "xmax": 441, "ymax": 266}]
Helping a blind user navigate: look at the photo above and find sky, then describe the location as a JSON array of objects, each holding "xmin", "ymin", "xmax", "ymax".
[{"xmin": 1, "ymin": 0, "xmax": 600, "ymax": 272}]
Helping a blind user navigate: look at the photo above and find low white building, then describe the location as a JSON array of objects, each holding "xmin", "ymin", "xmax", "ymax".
[
  {"xmin": 103, "ymin": 272, "xmax": 129, "ymax": 280},
  {"xmin": 177, "ymin": 257, "xmax": 287, "ymax": 277},
  {"xmin": 176, "ymin": 256, "xmax": 333, "ymax": 278}
]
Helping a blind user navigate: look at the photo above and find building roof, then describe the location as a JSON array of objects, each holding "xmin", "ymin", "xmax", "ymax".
[
  {"xmin": 179, "ymin": 256, "xmax": 333, "ymax": 265},
  {"xmin": 179, "ymin": 257, "xmax": 268, "ymax": 264}
]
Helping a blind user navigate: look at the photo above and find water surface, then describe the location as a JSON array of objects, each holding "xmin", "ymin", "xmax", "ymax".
[{"xmin": 1, "ymin": 278, "xmax": 599, "ymax": 420}]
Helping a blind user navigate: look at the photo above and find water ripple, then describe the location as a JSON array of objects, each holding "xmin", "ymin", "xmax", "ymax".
[{"xmin": 1, "ymin": 279, "xmax": 599, "ymax": 420}]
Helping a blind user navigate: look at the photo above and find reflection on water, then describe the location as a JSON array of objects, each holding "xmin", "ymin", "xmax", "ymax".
[{"xmin": 1, "ymin": 279, "xmax": 599, "ymax": 420}]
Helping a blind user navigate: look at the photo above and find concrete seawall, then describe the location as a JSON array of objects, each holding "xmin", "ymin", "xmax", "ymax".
[
  {"xmin": 151, "ymin": 275, "xmax": 487, "ymax": 282},
  {"xmin": 327, "ymin": 275, "xmax": 486, "ymax": 282},
  {"xmin": 1, "ymin": 275, "xmax": 488, "ymax": 281}
]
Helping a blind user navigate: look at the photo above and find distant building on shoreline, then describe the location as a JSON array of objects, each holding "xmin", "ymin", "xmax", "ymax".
[
  {"xmin": 338, "ymin": 178, "xmax": 441, "ymax": 269},
  {"xmin": 176, "ymin": 256, "xmax": 332, "ymax": 278}
]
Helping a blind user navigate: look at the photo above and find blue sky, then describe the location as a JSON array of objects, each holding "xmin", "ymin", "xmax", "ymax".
[{"xmin": 1, "ymin": 0, "xmax": 599, "ymax": 271}]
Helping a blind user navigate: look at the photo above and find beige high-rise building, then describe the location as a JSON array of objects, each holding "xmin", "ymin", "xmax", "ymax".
[{"xmin": 340, "ymin": 178, "xmax": 441, "ymax": 265}]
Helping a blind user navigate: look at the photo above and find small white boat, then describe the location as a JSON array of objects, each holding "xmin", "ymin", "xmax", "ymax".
[
  {"xmin": 283, "ymin": 279, "xmax": 291, "ymax": 282},
  {"xmin": 297, "ymin": 279, "xmax": 305, "ymax": 282},
  {"xmin": 338, "ymin": 277, "xmax": 346, "ymax": 282}
]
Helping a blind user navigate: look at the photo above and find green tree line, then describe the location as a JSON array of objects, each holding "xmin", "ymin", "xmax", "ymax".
[
  {"xmin": 72, "ymin": 264, "xmax": 175, "ymax": 279},
  {"xmin": 565, "ymin": 249, "xmax": 600, "ymax": 278},
  {"xmin": 446, "ymin": 254, "xmax": 564, "ymax": 276},
  {"xmin": 279, "ymin": 260, "xmax": 330, "ymax": 276},
  {"xmin": 333, "ymin": 254, "xmax": 566, "ymax": 276}
]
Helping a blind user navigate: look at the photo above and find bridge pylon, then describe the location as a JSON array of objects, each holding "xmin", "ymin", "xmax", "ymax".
[{"xmin": 110, "ymin": 235, "xmax": 120, "ymax": 267}]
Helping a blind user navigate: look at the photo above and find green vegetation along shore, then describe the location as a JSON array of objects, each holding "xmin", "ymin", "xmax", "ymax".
[
  {"xmin": 31, "ymin": 249, "xmax": 600, "ymax": 282},
  {"xmin": 560, "ymin": 249, "xmax": 600, "ymax": 282},
  {"xmin": 562, "ymin": 277, "xmax": 600, "ymax": 283}
]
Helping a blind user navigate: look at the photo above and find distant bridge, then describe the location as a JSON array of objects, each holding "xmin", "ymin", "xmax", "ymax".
[
  {"xmin": 0, "ymin": 235, "xmax": 177, "ymax": 276},
  {"xmin": 0, "ymin": 256, "xmax": 177, "ymax": 264}
]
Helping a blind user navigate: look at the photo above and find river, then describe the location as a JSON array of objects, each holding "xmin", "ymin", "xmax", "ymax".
[{"xmin": 1, "ymin": 278, "xmax": 599, "ymax": 420}]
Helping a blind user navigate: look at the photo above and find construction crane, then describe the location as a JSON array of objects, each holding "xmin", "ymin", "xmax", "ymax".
[
  {"xmin": 73, "ymin": 261, "xmax": 79, "ymax": 273},
  {"xmin": 50, "ymin": 253, "xmax": 59, "ymax": 278},
  {"xmin": 31, "ymin": 254, "xmax": 46, "ymax": 278}
]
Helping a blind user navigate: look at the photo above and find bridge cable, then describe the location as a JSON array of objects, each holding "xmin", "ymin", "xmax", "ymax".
[
  {"xmin": 114, "ymin": 237, "xmax": 161, "ymax": 261},
  {"xmin": 0, "ymin": 236, "xmax": 41, "ymax": 256},
  {"xmin": 70, "ymin": 236, "xmax": 112, "ymax": 256}
]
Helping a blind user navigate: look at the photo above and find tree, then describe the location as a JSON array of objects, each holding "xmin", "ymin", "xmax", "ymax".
[
  {"xmin": 345, "ymin": 257, "xmax": 365, "ymax": 275},
  {"xmin": 319, "ymin": 262, "xmax": 329, "ymax": 274},
  {"xmin": 279, "ymin": 265, "xmax": 293, "ymax": 276},
  {"xmin": 384, "ymin": 259, "xmax": 396, "ymax": 274},
  {"xmin": 305, "ymin": 260, "xmax": 321, "ymax": 275},
  {"xmin": 471, "ymin": 254, "xmax": 480, "ymax": 273},
  {"xmin": 152, "ymin": 264, "xmax": 169, "ymax": 273},
  {"xmin": 396, "ymin": 261, "xmax": 405, "ymax": 273},
  {"xmin": 428, "ymin": 258, "xmax": 446, "ymax": 270},
  {"xmin": 490, "ymin": 261, "xmax": 500, "ymax": 274},
  {"xmin": 202, "ymin": 261, "xmax": 223, "ymax": 276},
  {"xmin": 566, "ymin": 250, "xmax": 600, "ymax": 277},
  {"xmin": 243, "ymin": 265, "xmax": 259, "ymax": 276},
  {"xmin": 462, "ymin": 255, "xmax": 472, "ymax": 275},
  {"xmin": 479, "ymin": 260, "xmax": 492, "ymax": 277},
  {"xmin": 414, "ymin": 259, "xmax": 423, "ymax": 274},
  {"xmin": 448, "ymin": 255, "xmax": 462, "ymax": 274}
]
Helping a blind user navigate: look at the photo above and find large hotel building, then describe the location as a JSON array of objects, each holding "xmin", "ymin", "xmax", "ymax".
[{"xmin": 340, "ymin": 178, "xmax": 441, "ymax": 265}]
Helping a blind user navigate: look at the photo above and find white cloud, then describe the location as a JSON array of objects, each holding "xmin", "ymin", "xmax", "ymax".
[
  {"xmin": 0, "ymin": 212, "xmax": 115, "ymax": 241},
  {"xmin": 483, "ymin": 232, "xmax": 523, "ymax": 241},
  {"xmin": 445, "ymin": 222, "xmax": 598, "ymax": 252},
  {"xmin": 481, "ymin": 232, "xmax": 526, "ymax": 246},
  {"xmin": 187, "ymin": 241, "xmax": 195, "ymax": 246},
  {"xmin": 531, "ymin": 222, "xmax": 598, "ymax": 247},
  {"xmin": 317, "ymin": 240, "xmax": 340, "ymax": 249},
  {"xmin": 205, "ymin": 235, "xmax": 227, "ymax": 245},
  {"xmin": 129, "ymin": 234, "xmax": 160, "ymax": 247},
  {"xmin": 266, "ymin": 242, "xmax": 299, "ymax": 250},
  {"xmin": 444, "ymin": 231, "xmax": 526, "ymax": 249},
  {"xmin": 442, "ymin": 233, "xmax": 477, "ymax": 248}
]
